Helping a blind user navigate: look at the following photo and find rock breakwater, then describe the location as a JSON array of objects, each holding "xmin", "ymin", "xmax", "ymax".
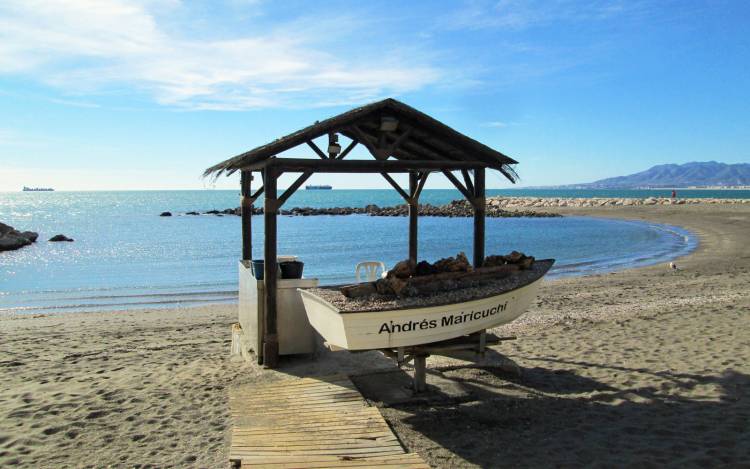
[
  {"xmin": 179, "ymin": 199, "xmax": 561, "ymax": 218},
  {"xmin": 487, "ymin": 196, "xmax": 750, "ymax": 208}
]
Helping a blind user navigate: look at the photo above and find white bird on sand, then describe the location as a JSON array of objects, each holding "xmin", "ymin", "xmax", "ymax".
[{"xmin": 669, "ymin": 262, "xmax": 678, "ymax": 270}]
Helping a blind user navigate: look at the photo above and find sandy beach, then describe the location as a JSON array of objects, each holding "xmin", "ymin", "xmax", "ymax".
[{"xmin": 1, "ymin": 204, "xmax": 749, "ymax": 468}]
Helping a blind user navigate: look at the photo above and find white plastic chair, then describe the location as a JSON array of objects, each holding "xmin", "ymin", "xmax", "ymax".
[{"xmin": 355, "ymin": 261, "xmax": 386, "ymax": 282}]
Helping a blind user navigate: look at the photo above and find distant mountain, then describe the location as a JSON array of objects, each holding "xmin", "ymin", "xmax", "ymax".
[{"xmin": 557, "ymin": 161, "xmax": 750, "ymax": 189}]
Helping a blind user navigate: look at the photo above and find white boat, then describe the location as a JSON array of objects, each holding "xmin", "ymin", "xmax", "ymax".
[{"xmin": 300, "ymin": 260, "xmax": 554, "ymax": 351}]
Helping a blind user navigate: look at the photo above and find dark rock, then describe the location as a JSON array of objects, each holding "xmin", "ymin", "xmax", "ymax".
[
  {"xmin": 0, "ymin": 222, "xmax": 39, "ymax": 252},
  {"xmin": 186, "ymin": 211, "xmax": 199, "ymax": 215},
  {"xmin": 159, "ymin": 212, "xmax": 172, "ymax": 217},
  {"xmin": 49, "ymin": 234, "xmax": 74, "ymax": 242},
  {"xmin": 20, "ymin": 231, "xmax": 39, "ymax": 242}
]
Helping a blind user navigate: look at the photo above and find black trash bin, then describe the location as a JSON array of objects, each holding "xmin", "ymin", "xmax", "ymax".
[
  {"xmin": 251, "ymin": 259, "xmax": 265, "ymax": 279},
  {"xmin": 279, "ymin": 261, "xmax": 304, "ymax": 279}
]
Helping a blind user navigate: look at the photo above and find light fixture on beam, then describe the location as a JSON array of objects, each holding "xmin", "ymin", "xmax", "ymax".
[
  {"xmin": 327, "ymin": 133, "xmax": 341, "ymax": 157},
  {"xmin": 380, "ymin": 116, "xmax": 399, "ymax": 132}
]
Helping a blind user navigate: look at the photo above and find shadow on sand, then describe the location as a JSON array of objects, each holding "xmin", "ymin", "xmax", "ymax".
[
  {"xmin": 385, "ymin": 356, "xmax": 750, "ymax": 467},
  {"xmin": 241, "ymin": 346, "xmax": 749, "ymax": 467}
]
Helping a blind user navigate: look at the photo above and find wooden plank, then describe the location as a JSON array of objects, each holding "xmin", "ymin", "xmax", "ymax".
[
  {"xmin": 231, "ymin": 437, "xmax": 398, "ymax": 449},
  {"xmin": 232, "ymin": 412, "xmax": 377, "ymax": 421},
  {"xmin": 233, "ymin": 376, "xmax": 353, "ymax": 388},
  {"xmin": 240, "ymin": 453, "xmax": 426, "ymax": 463},
  {"xmin": 234, "ymin": 394, "xmax": 364, "ymax": 406},
  {"xmin": 238, "ymin": 454, "xmax": 430, "ymax": 469},
  {"xmin": 229, "ymin": 376, "xmax": 431, "ymax": 468},
  {"xmin": 233, "ymin": 420, "xmax": 390, "ymax": 431},
  {"xmin": 231, "ymin": 447, "xmax": 405, "ymax": 457},
  {"xmin": 233, "ymin": 432, "xmax": 395, "ymax": 441},
  {"xmin": 233, "ymin": 388, "xmax": 360, "ymax": 399},
  {"xmin": 242, "ymin": 462, "xmax": 429, "ymax": 469},
  {"xmin": 233, "ymin": 421, "xmax": 386, "ymax": 432},
  {"xmin": 233, "ymin": 382, "xmax": 356, "ymax": 394}
]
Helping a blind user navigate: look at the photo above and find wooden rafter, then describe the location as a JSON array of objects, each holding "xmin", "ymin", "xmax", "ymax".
[
  {"xmin": 381, "ymin": 172, "xmax": 410, "ymax": 202},
  {"xmin": 248, "ymin": 185, "xmax": 265, "ymax": 203},
  {"xmin": 442, "ymin": 170, "xmax": 477, "ymax": 207},
  {"xmin": 239, "ymin": 157, "xmax": 485, "ymax": 173},
  {"xmin": 277, "ymin": 172, "xmax": 313, "ymax": 208},
  {"xmin": 387, "ymin": 127, "xmax": 413, "ymax": 156},
  {"xmin": 461, "ymin": 169, "xmax": 475, "ymax": 195},
  {"xmin": 306, "ymin": 140, "xmax": 328, "ymax": 159},
  {"xmin": 413, "ymin": 171, "xmax": 429, "ymax": 200},
  {"xmin": 348, "ymin": 125, "xmax": 383, "ymax": 160},
  {"xmin": 336, "ymin": 139, "xmax": 358, "ymax": 160}
]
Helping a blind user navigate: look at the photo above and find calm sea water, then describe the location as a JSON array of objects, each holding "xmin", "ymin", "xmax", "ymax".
[{"xmin": 0, "ymin": 188, "xmax": 714, "ymax": 314}]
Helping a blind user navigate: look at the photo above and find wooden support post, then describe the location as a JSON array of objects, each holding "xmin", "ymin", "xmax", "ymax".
[
  {"xmin": 408, "ymin": 171, "xmax": 418, "ymax": 265},
  {"xmin": 413, "ymin": 354, "xmax": 427, "ymax": 393},
  {"xmin": 473, "ymin": 168, "xmax": 485, "ymax": 268},
  {"xmin": 263, "ymin": 168, "xmax": 279, "ymax": 368},
  {"xmin": 240, "ymin": 171, "xmax": 253, "ymax": 262}
]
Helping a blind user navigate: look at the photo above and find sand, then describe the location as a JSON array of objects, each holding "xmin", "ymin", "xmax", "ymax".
[{"xmin": 1, "ymin": 204, "xmax": 749, "ymax": 468}]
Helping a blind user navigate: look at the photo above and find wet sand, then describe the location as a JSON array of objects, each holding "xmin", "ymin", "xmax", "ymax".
[{"xmin": 1, "ymin": 204, "xmax": 748, "ymax": 468}]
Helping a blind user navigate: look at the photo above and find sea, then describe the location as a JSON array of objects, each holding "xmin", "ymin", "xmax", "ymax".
[{"xmin": 4, "ymin": 187, "xmax": 743, "ymax": 315}]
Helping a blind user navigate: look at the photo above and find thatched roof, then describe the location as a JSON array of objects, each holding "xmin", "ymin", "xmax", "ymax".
[{"xmin": 204, "ymin": 98, "xmax": 518, "ymax": 182}]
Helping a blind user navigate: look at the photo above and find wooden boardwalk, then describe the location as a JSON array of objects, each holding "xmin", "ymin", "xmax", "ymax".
[{"xmin": 229, "ymin": 375, "xmax": 430, "ymax": 468}]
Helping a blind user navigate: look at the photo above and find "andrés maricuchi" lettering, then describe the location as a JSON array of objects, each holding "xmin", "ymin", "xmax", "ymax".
[{"xmin": 378, "ymin": 302, "xmax": 508, "ymax": 334}]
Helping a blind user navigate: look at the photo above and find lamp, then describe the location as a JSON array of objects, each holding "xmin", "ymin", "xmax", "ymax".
[
  {"xmin": 380, "ymin": 116, "xmax": 399, "ymax": 132},
  {"xmin": 327, "ymin": 133, "xmax": 341, "ymax": 157}
]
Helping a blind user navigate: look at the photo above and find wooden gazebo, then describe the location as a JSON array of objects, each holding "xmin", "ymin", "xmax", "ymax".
[{"xmin": 204, "ymin": 98, "xmax": 518, "ymax": 368}]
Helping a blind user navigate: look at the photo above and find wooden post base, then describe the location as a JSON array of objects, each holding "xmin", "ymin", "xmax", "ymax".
[
  {"xmin": 263, "ymin": 340, "xmax": 279, "ymax": 368},
  {"xmin": 413, "ymin": 354, "xmax": 428, "ymax": 393}
]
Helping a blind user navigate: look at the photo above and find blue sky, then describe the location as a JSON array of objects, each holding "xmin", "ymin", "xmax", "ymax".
[{"xmin": 1, "ymin": 0, "xmax": 748, "ymax": 190}]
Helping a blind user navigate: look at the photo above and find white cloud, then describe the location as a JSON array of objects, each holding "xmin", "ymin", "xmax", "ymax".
[
  {"xmin": 0, "ymin": 0, "xmax": 441, "ymax": 110},
  {"xmin": 481, "ymin": 121, "xmax": 508, "ymax": 128},
  {"xmin": 441, "ymin": 0, "xmax": 648, "ymax": 31}
]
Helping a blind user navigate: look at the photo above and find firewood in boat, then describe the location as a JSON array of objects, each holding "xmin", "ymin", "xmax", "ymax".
[
  {"xmin": 341, "ymin": 264, "xmax": 521, "ymax": 298},
  {"xmin": 483, "ymin": 252, "xmax": 535, "ymax": 270},
  {"xmin": 432, "ymin": 252, "xmax": 471, "ymax": 274},
  {"xmin": 339, "ymin": 282, "xmax": 377, "ymax": 298},
  {"xmin": 389, "ymin": 259, "xmax": 416, "ymax": 278}
]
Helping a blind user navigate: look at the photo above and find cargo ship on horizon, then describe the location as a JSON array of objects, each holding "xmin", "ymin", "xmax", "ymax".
[{"xmin": 305, "ymin": 185, "xmax": 332, "ymax": 190}]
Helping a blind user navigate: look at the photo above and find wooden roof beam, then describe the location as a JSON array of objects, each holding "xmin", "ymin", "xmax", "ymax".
[{"xmin": 242, "ymin": 157, "xmax": 485, "ymax": 173}]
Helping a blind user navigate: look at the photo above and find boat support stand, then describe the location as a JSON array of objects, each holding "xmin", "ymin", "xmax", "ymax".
[{"xmin": 379, "ymin": 330, "xmax": 517, "ymax": 393}]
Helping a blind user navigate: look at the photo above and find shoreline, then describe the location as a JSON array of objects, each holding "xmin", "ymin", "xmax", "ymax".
[
  {"xmin": 1, "ymin": 214, "xmax": 698, "ymax": 318},
  {"xmin": 1, "ymin": 204, "xmax": 748, "ymax": 467}
]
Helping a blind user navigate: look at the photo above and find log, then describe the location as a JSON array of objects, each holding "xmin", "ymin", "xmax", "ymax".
[{"xmin": 340, "ymin": 282, "xmax": 377, "ymax": 298}]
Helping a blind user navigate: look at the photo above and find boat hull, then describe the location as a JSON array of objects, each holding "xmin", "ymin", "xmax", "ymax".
[{"xmin": 299, "ymin": 275, "xmax": 545, "ymax": 350}]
